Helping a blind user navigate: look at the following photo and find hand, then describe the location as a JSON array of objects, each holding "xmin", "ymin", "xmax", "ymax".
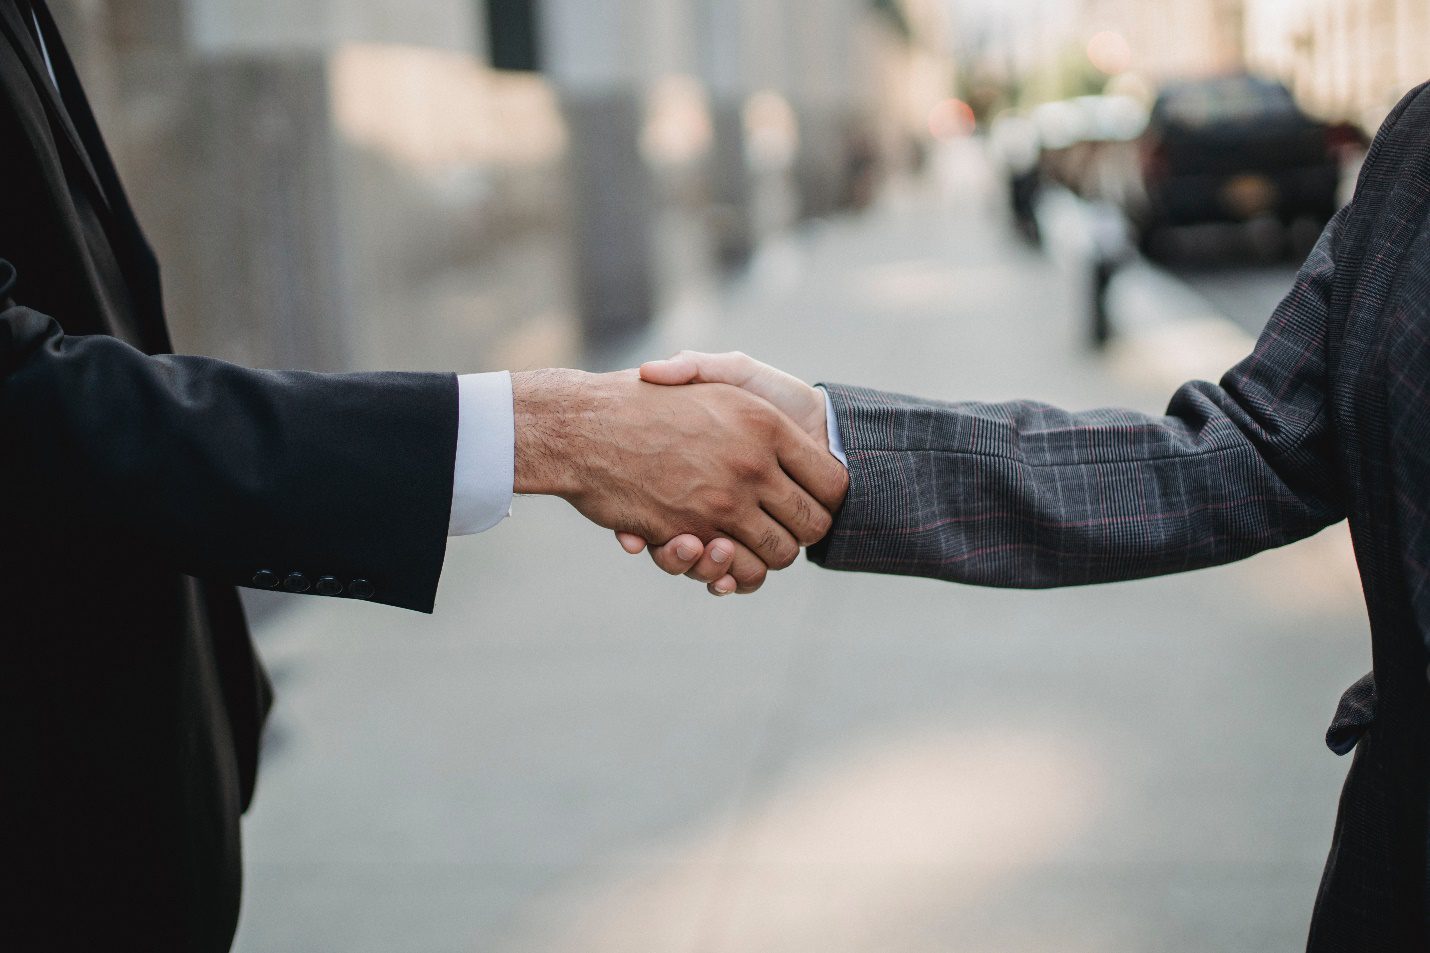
[
  {"xmin": 613, "ymin": 352, "xmax": 843, "ymax": 595},
  {"xmin": 513, "ymin": 368, "xmax": 846, "ymax": 586},
  {"xmin": 642, "ymin": 351, "xmax": 829, "ymax": 450}
]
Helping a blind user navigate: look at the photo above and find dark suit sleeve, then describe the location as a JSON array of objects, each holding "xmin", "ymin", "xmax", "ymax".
[
  {"xmin": 808, "ymin": 204, "xmax": 1350, "ymax": 588},
  {"xmin": 1, "ymin": 273, "xmax": 459, "ymax": 613}
]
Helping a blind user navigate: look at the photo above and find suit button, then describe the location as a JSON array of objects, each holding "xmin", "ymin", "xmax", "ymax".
[
  {"xmin": 348, "ymin": 578, "xmax": 375, "ymax": 601},
  {"xmin": 316, "ymin": 576, "xmax": 344, "ymax": 597},
  {"xmin": 283, "ymin": 572, "xmax": 312, "ymax": 593},
  {"xmin": 252, "ymin": 570, "xmax": 280, "ymax": 590}
]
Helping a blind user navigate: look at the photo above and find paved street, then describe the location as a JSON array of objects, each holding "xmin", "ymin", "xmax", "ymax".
[{"xmin": 233, "ymin": 144, "xmax": 1373, "ymax": 953}]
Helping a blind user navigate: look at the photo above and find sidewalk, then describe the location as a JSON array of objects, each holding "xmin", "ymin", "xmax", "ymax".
[{"xmin": 234, "ymin": 143, "xmax": 1371, "ymax": 953}]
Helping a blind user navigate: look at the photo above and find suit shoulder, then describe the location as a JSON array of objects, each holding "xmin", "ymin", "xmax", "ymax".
[
  {"xmin": 1345, "ymin": 82, "xmax": 1430, "ymax": 215},
  {"xmin": 1368, "ymin": 82, "xmax": 1430, "ymax": 155}
]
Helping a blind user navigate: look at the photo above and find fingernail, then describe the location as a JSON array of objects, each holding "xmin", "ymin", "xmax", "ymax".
[
  {"xmin": 710, "ymin": 544, "xmax": 732, "ymax": 565},
  {"xmin": 676, "ymin": 542, "xmax": 699, "ymax": 561},
  {"xmin": 713, "ymin": 588, "xmax": 733, "ymax": 597}
]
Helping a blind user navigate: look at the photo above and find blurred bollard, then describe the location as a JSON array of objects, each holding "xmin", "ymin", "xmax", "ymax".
[
  {"xmin": 1086, "ymin": 200, "xmax": 1133, "ymax": 350},
  {"xmin": 541, "ymin": 0, "xmax": 664, "ymax": 348},
  {"xmin": 793, "ymin": 106, "xmax": 851, "ymax": 219},
  {"xmin": 708, "ymin": 100, "xmax": 757, "ymax": 266},
  {"xmin": 562, "ymin": 92, "xmax": 659, "ymax": 346}
]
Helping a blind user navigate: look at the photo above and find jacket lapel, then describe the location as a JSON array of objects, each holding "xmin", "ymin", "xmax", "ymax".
[{"xmin": 0, "ymin": 0, "xmax": 111, "ymax": 214}]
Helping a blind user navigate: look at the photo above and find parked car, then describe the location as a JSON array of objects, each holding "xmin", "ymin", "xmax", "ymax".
[{"xmin": 1129, "ymin": 75, "xmax": 1364, "ymax": 248}]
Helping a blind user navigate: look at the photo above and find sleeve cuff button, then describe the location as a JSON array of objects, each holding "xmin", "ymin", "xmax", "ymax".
[{"xmin": 348, "ymin": 579, "xmax": 375, "ymax": 600}]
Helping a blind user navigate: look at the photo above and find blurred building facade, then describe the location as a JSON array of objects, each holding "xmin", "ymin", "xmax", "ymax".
[
  {"xmin": 46, "ymin": 0, "xmax": 950, "ymax": 374},
  {"xmin": 1078, "ymin": 0, "xmax": 1246, "ymax": 82},
  {"xmin": 956, "ymin": 0, "xmax": 1247, "ymax": 109},
  {"xmin": 1246, "ymin": 0, "xmax": 1428, "ymax": 130},
  {"xmin": 959, "ymin": 0, "xmax": 1426, "ymax": 134}
]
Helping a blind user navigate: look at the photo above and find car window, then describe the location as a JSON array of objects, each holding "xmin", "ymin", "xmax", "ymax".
[{"xmin": 1155, "ymin": 78, "xmax": 1299, "ymax": 128}]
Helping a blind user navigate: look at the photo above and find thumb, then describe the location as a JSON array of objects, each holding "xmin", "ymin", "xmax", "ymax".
[
  {"xmin": 639, "ymin": 357, "xmax": 700, "ymax": 386},
  {"xmin": 642, "ymin": 351, "xmax": 761, "ymax": 388},
  {"xmin": 615, "ymin": 531, "xmax": 648, "ymax": 555},
  {"xmin": 641, "ymin": 351, "xmax": 827, "ymax": 446}
]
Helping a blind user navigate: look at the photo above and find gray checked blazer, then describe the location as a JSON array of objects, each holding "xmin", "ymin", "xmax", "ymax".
[{"xmin": 811, "ymin": 82, "xmax": 1430, "ymax": 952}]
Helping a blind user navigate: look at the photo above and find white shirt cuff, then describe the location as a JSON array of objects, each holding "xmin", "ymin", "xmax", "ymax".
[
  {"xmin": 449, "ymin": 371, "xmax": 515, "ymax": 536},
  {"xmin": 818, "ymin": 386, "xmax": 847, "ymax": 468}
]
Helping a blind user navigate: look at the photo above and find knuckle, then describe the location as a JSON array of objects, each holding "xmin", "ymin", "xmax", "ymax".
[
  {"xmin": 707, "ymin": 492, "xmax": 737, "ymax": 518},
  {"xmin": 732, "ymin": 453, "xmax": 766, "ymax": 480},
  {"xmin": 792, "ymin": 491, "xmax": 813, "ymax": 525},
  {"xmin": 687, "ymin": 564, "xmax": 720, "ymax": 584},
  {"xmin": 761, "ymin": 530, "xmax": 798, "ymax": 570},
  {"xmin": 739, "ymin": 400, "xmax": 775, "ymax": 432},
  {"xmin": 735, "ymin": 562, "xmax": 767, "ymax": 588},
  {"xmin": 651, "ymin": 549, "xmax": 683, "ymax": 575},
  {"xmin": 830, "ymin": 466, "xmax": 850, "ymax": 502},
  {"xmin": 807, "ymin": 507, "xmax": 834, "ymax": 543},
  {"xmin": 775, "ymin": 544, "xmax": 800, "ymax": 570}
]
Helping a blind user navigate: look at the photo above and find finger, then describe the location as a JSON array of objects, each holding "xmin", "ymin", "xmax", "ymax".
[
  {"xmin": 644, "ymin": 352, "xmax": 831, "ymax": 448},
  {"xmin": 638, "ymin": 356, "xmax": 700, "ymax": 386},
  {"xmin": 641, "ymin": 351, "xmax": 757, "ymax": 388},
  {"xmin": 729, "ymin": 508, "xmax": 802, "ymax": 572},
  {"xmin": 647, "ymin": 534, "xmax": 705, "ymax": 575},
  {"xmin": 774, "ymin": 418, "xmax": 850, "ymax": 512},
  {"xmin": 709, "ymin": 577, "xmax": 739, "ymax": 597},
  {"xmin": 616, "ymin": 531, "xmax": 648, "ymax": 555},
  {"xmin": 760, "ymin": 476, "xmax": 834, "ymax": 547},
  {"xmin": 687, "ymin": 539, "xmax": 766, "ymax": 596},
  {"xmin": 727, "ymin": 542, "xmax": 769, "ymax": 594},
  {"xmin": 681, "ymin": 538, "xmax": 735, "ymax": 584},
  {"xmin": 680, "ymin": 538, "xmax": 739, "ymax": 582}
]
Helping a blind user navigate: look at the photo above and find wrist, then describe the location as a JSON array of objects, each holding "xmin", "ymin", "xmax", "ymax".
[{"xmin": 511, "ymin": 368, "xmax": 595, "ymax": 498}]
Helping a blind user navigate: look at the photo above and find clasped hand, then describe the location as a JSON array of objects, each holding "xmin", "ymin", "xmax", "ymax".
[{"xmin": 511, "ymin": 353, "xmax": 842, "ymax": 597}]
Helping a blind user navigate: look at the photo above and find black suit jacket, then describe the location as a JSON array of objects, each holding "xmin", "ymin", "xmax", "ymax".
[
  {"xmin": 1, "ymin": 4, "xmax": 459, "ymax": 950},
  {"xmin": 812, "ymin": 84, "xmax": 1430, "ymax": 950}
]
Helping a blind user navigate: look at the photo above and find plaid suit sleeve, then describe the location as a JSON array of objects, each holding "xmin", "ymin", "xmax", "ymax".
[
  {"xmin": 809, "ymin": 206, "xmax": 1351, "ymax": 588},
  {"xmin": 1387, "ymin": 246, "xmax": 1430, "ymax": 643}
]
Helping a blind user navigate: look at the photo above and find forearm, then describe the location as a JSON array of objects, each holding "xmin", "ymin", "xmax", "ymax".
[
  {"xmin": 809, "ymin": 380, "xmax": 1344, "ymax": 588},
  {"xmin": 810, "ymin": 199, "xmax": 1353, "ymax": 589},
  {"xmin": 2, "ymin": 306, "xmax": 458, "ymax": 611}
]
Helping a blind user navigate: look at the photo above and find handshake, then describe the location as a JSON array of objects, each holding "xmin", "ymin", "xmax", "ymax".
[{"xmin": 513, "ymin": 351, "xmax": 846, "ymax": 596}]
